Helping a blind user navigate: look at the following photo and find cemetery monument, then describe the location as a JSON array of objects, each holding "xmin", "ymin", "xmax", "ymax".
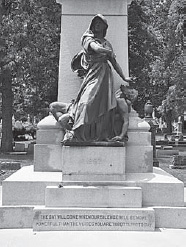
[{"xmin": 0, "ymin": 0, "xmax": 185, "ymax": 231}]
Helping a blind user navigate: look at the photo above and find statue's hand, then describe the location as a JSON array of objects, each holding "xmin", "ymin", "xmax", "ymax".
[
  {"xmin": 110, "ymin": 136, "xmax": 123, "ymax": 142},
  {"xmin": 61, "ymin": 130, "xmax": 74, "ymax": 144},
  {"xmin": 110, "ymin": 135, "xmax": 128, "ymax": 142},
  {"xmin": 124, "ymin": 77, "xmax": 133, "ymax": 83}
]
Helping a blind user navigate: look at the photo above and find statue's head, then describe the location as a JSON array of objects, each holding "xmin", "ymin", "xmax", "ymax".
[{"xmin": 89, "ymin": 14, "xmax": 108, "ymax": 37}]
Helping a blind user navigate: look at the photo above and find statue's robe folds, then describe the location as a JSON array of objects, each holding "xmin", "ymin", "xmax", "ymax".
[{"xmin": 72, "ymin": 32, "xmax": 118, "ymax": 141}]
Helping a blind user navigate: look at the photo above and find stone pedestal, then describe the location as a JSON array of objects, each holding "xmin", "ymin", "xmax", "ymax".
[
  {"xmin": 126, "ymin": 109, "xmax": 153, "ymax": 173},
  {"xmin": 34, "ymin": 115, "xmax": 64, "ymax": 171},
  {"xmin": 62, "ymin": 145, "xmax": 126, "ymax": 182}
]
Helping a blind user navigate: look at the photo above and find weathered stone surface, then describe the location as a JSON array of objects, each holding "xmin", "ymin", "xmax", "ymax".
[
  {"xmin": 154, "ymin": 207, "xmax": 186, "ymax": 229},
  {"xmin": 33, "ymin": 207, "xmax": 155, "ymax": 231},
  {"xmin": 126, "ymin": 145, "xmax": 153, "ymax": 173},
  {"xmin": 34, "ymin": 144, "xmax": 62, "ymax": 172},
  {"xmin": 126, "ymin": 168, "xmax": 184, "ymax": 207},
  {"xmin": 0, "ymin": 206, "xmax": 34, "ymax": 229},
  {"xmin": 14, "ymin": 142, "xmax": 25, "ymax": 152},
  {"xmin": 36, "ymin": 129, "xmax": 64, "ymax": 145},
  {"xmin": 45, "ymin": 186, "xmax": 142, "ymax": 208},
  {"xmin": 127, "ymin": 132, "xmax": 151, "ymax": 146},
  {"xmin": 62, "ymin": 146, "xmax": 126, "ymax": 182},
  {"xmin": 2, "ymin": 166, "xmax": 61, "ymax": 205}
]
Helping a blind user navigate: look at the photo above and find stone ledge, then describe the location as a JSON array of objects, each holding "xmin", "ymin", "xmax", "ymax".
[
  {"xmin": 154, "ymin": 206, "xmax": 186, "ymax": 229},
  {"xmin": 0, "ymin": 206, "xmax": 34, "ymax": 229},
  {"xmin": 45, "ymin": 186, "xmax": 142, "ymax": 208},
  {"xmin": 64, "ymin": 141, "xmax": 125, "ymax": 147},
  {"xmin": 33, "ymin": 207, "xmax": 155, "ymax": 231}
]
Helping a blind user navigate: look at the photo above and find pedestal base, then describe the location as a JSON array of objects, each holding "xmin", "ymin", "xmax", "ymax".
[
  {"xmin": 62, "ymin": 145, "xmax": 126, "ymax": 182},
  {"xmin": 33, "ymin": 207, "xmax": 155, "ymax": 231},
  {"xmin": 45, "ymin": 186, "xmax": 142, "ymax": 208}
]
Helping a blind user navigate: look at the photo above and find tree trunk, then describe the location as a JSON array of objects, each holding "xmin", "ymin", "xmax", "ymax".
[
  {"xmin": 165, "ymin": 110, "xmax": 172, "ymax": 134},
  {"xmin": 1, "ymin": 68, "xmax": 13, "ymax": 152}
]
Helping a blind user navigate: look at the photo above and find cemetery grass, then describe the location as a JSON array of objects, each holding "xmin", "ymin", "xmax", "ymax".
[
  {"xmin": 158, "ymin": 156, "xmax": 186, "ymax": 185},
  {"xmin": 0, "ymin": 153, "xmax": 34, "ymax": 185}
]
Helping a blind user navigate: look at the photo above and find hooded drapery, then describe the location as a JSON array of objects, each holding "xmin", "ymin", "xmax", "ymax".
[{"xmin": 72, "ymin": 14, "xmax": 117, "ymax": 141}]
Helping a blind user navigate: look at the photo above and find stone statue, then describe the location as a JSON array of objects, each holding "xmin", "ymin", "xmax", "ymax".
[{"xmin": 50, "ymin": 14, "xmax": 137, "ymax": 143}]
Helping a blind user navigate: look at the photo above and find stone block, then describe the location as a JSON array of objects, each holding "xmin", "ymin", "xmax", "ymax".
[
  {"xmin": 156, "ymin": 149, "xmax": 179, "ymax": 157},
  {"xmin": 36, "ymin": 129, "xmax": 64, "ymax": 145},
  {"xmin": 33, "ymin": 207, "xmax": 155, "ymax": 231},
  {"xmin": 127, "ymin": 132, "xmax": 151, "ymax": 146},
  {"xmin": 27, "ymin": 143, "xmax": 35, "ymax": 154},
  {"xmin": 0, "ymin": 162, "xmax": 21, "ymax": 170},
  {"xmin": 154, "ymin": 207, "xmax": 186, "ymax": 229},
  {"xmin": 126, "ymin": 145, "xmax": 153, "ymax": 173},
  {"xmin": 0, "ymin": 206, "xmax": 34, "ymax": 229},
  {"xmin": 34, "ymin": 144, "xmax": 62, "ymax": 172},
  {"xmin": 14, "ymin": 142, "xmax": 25, "ymax": 152},
  {"xmin": 58, "ymin": 0, "xmax": 128, "ymax": 15},
  {"xmin": 126, "ymin": 168, "xmax": 184, "ymax": 207},
  {"xmin": 2, "ymin": 166, "xmax": 62, "ymax": 206},
  {"xmin": 62, "ymin": 146, "xmax": 126, "ymax": 182},
  {"xmin": 45, "ymin": 186, "xmax": 142, "ymax": 208}
]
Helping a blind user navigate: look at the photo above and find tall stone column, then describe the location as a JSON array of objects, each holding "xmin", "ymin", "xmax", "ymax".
[{"xmin": 56, "ymin": 0, "xmax": 132, "ymax": 102}]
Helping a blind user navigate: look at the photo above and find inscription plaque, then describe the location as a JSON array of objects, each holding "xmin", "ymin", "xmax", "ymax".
[{"xmin": 33, "ymin": 208, "xmax": 155, "ymax": 231}]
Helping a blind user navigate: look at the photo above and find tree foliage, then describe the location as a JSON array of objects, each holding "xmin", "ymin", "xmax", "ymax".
[
  {"xmin": 128, "ymin": 0, "xmax": 184, "ymax": 125},
  {"xmin": 0, "ymin": 0, "xmax": 61, "ymax": 151},
  {"xmin": 0, "ymin": 0, "xmax": 61, "ymax": 119}
]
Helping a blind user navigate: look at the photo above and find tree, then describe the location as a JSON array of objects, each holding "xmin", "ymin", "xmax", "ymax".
[
  {"xmin": 0, "ymin": 0, "xmax": 61, "ymax": 151},
  {"xmin": 128, "ymin": 0, "xmax": 160, "ymax": 116},
  {"xmin": 128, "ymin": 0, "xmax": 184, "ymax": 128},
  {"xmin": 0, "ymin": 1, "xmax": 14, "ymax": 152}
]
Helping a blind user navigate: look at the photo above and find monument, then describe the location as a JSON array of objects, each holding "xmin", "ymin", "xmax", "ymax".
[{"xmin": 0, "ymin": 0, "xmax": 185, "ymax": 231}]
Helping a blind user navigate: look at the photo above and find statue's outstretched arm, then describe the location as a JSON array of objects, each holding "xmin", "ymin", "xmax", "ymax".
[{"xmin": 109, "ymin": 56, "xmax": 132, "ymax": 85}]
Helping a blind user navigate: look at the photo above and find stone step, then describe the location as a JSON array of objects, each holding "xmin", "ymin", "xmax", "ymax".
[
  {"xmin": 154, "ymin": 206, "xmax": 186, "ymax": 229},
  {"xmin": 33, "ymin": 207, "xmax": 155, "ymax": 231},
  {"xmin": 2, "ymin": 166, "xmax": 62, "ymax": 206},
  {"xmin": 0, "ymin": 204, "xmax": 186, "ymax": 229},
  {"xmin": 2, "ymin": 166, "xmax": 184, "ymax": 207},
  {"xmin": 0, "ymin": 206, "xmax": 34, "ymax": 229},
  {"xmin": 45, "ymin": 186, "xmax": 142, "ymax": 208}
]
